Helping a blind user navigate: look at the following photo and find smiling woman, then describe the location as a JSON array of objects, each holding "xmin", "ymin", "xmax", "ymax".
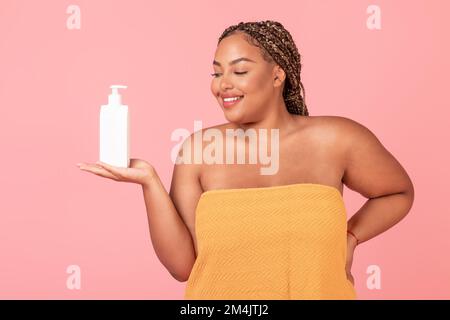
[
  {"xmin": 77, "ymin": 19, "xmax": 414, "ymax": 301},
  {"xmin": 181, "ymin": 20, "xmax": 360, "ymax": 299},
  {"xmin": 211, "ymin": 21, "xmax": 308, "ymax": 120}
]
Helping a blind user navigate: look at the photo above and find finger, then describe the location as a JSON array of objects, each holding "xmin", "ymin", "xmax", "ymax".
[
  {"xmin": 77, "ymin": 162, "xmax": 102, "ymax": 170},
  {"xmin": 79, "ymin": 164, "xmax": 120, "ymax": 180},
  {"xmin": 96, "ymin": 161, "xmax": 128, "ymax": 177}
]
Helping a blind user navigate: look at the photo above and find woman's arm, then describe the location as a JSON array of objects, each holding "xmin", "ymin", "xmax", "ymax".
[
  {"xmin": 141, "ymin": 173, "xmax": 197, "ymax": 282},
  {"xmin": 334, "ymin": 117, "xmax": 414, "ymax": 284},
  {"xmin": 80, "ymin": 133, "xmax": 203, "ymax": 282},
  {"xmin": 142, "ymin": 133, "xmax": 203, "ymax": 282},
  {"xmin": 339, "ymin": 118, "xmax": 415, "ymax": 246}
]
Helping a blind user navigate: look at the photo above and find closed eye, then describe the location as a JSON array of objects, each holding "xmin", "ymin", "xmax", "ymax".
[{"xmin": 210, "ymin": 71, "xmax": 248, "ymax": 77}]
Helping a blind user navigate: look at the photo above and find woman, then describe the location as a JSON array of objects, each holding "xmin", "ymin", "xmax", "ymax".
[{"xmin": 77, "ymin": 20, "xmax": 414, "ymax": 299}]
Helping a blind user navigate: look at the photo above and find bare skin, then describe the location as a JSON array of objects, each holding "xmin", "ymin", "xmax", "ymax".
[{"xmin": 77, "ymin": 32, "xmax": 414, "ymax": 285}]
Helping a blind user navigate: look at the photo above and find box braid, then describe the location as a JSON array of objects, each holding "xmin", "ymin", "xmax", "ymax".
[{"xmin": 218, "ymin": 20, "xmax": 309, "ymax": 116}]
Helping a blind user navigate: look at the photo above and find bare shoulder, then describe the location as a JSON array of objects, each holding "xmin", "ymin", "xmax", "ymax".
[
  {"xmin": 308, "ymin": 115, "xmax": 370, "ymax": 136},
  {"xmin": 304, "ymin": 115, "xmax": 380, "ymax": 148},
  {"xmin": 290, "ymin": 115, "xmax": 354, "ymax": 148},
  {"xmin": 312, "ymin": 115, "xmax": 414, "ymax": 198},
  {"xmin": 197, "ymin": 117, "xmax": 370, "ymax": 148}
]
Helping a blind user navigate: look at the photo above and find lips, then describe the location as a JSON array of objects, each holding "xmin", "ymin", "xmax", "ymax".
[{"xmin": 222, "ymin": 95, "xmax": 244, "ymax": 108}]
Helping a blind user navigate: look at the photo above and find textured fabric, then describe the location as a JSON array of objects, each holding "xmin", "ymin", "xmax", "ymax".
[{"xmin": 184, "ymin": 183, "xmax": 357, "ymax": 300}]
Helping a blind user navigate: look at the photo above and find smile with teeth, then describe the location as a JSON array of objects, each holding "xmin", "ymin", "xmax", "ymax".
[
  {"xmin": 223, "ymin": 96, "xmax": 242, "ymax": 102},
  {"xmin": 222, "ymin": 95, "xmax": 244, "ymax": 107}
]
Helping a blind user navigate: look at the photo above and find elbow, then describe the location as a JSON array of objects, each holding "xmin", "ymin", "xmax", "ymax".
[
  {"xmin": 400, "ymin": 183, "xmax": 415, "ymax": 216},
  {"xmin": 174, "ymin": 275, "xmax": 188, "ymax": 283},
  {"xmin": 170, "ymin": 270, "xmax": 190, "ymax": 283},
  {"xmin": 404, "ymin": 176, "xmax": 415, "ymax": 202},
  {"xmin": 168, "ymin": 251, "xmax": 196, "ymax": 282},
  {"xmin": 404, "ymin": 182, "xmax": 415, "ymax": 205}
]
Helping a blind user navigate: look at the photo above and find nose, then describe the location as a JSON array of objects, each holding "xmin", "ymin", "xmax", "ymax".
[{"xmin": 219, "ymin": 74, "xmax": 233, "ymax": 91}]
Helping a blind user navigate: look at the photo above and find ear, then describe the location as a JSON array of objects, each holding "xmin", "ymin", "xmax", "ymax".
[{"xmin": 273, "ymin": 65, "xmax": 286, "ymax": 88}]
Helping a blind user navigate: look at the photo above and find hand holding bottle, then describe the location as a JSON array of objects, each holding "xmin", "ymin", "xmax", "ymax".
[
  {"xmin": 77, "ymin": 159, "xmax": 155, "ymax": 187},
  {"xmin": 77, "ymin": 157, "xmax": 197, "ymax": 282}
]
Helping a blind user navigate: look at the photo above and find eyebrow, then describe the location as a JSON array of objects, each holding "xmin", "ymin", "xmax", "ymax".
[{"xmin": 213, "ymin": 57, "xmax": 256, "ymax": 66}]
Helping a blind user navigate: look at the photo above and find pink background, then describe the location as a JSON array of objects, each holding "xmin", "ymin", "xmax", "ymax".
[{"xmin": 0, "ymin": 0, "xmax": 448, "ymax": 299}]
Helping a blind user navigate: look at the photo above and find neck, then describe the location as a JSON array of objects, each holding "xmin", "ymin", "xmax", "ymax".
[{"xmin": 236, "ymin": 98, "xmax": 300, "ymax": 136}]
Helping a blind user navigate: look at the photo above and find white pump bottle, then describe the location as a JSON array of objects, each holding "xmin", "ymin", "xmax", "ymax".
[{"xmin": 99, "ymin": 85, "xmax": 130, "ymax": 168}]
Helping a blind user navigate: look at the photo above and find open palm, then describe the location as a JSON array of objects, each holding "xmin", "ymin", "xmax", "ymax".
[{"xmin": 77, "ymin": 158, "xmax": 155, "ymax": 186}]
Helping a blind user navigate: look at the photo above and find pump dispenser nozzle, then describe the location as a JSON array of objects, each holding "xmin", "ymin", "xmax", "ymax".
[{"xmin": 108, "ymin": 85, "xmax": 127, "ymax": 106}]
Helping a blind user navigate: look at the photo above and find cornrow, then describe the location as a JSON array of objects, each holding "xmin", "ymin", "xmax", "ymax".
[{"xmin": 218, "ymin": 20, "xmax": 309, "ymax": 116}]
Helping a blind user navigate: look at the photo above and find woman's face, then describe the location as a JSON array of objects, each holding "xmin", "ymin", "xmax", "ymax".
[{"xmin": 211, "ymin": 32, "xmax": 285, "ymax": 124}]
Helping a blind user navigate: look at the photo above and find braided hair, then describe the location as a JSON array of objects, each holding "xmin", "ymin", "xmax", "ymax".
[{"xmin": 218, "ymin": 20, "xmax": 309, "ymax": 116}]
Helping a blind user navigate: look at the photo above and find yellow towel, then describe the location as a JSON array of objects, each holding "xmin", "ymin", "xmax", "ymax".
[{"xmin": 184, "ymin": 183, "xmax": 357, "ymax": 300}]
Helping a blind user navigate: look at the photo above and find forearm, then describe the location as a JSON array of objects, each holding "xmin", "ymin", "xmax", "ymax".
[
  {"xmin": 347, "ymin": 191, "xmax": 414, "ymax": 246},
  {"xmin": 141, "ymin": 172, "xmax": 195, "ymax": 282}
]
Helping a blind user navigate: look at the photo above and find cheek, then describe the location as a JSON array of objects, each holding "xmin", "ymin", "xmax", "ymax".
[
  {"xmin": 211, "ymin": 80, "xmax": 221, "ymax": 99},
  {"xmin": 243, "ymin": 72, "xmax": 271, "ymax": 94},
  {"xmin": 243, "ymin": 75, "xmax": 274, "ymax": 112},
  {"xmin": 209, "ymin": 72, "xmax": 270, "ymax": 97}
]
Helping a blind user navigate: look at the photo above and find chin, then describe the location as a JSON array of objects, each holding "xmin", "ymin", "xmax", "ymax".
[
  {"xmin": 224, "ymin": 115, "xmax": 242, "ymax": 125},
  {"xmin": 223, "ymin": 109, "xmax": 247, "ymax": 124}
]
